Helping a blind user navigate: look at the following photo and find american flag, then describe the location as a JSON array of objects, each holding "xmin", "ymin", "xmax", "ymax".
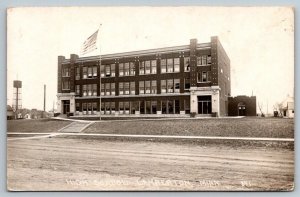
[{"xmin": 80, "ymin": 29, "xmax": 99, "ymax": 55}]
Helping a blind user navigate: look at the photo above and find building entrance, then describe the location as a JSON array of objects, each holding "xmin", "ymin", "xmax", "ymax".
[
  {"xmin": 62, "ymin": 100, "xmax": 70, "ymax": 114},
  {"xmin": 198, "ymin": 96, "xmax": 212, "ymax": 114}
]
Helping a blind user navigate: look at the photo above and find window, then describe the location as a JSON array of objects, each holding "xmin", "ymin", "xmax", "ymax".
[
  {"xmin": 84, "ymin": 66, "xmax": 97, "ymax": 78},
  {"xmin": 162, "ymin": 100, "xmax": 167, "ymax": 114},
  {"xmin": 92, "ymin": 102, "xmax": 97, "ymax": 114},
  {"xmin": 167, "ymin": 59, "xmax": 173, "ymax": 72},
  {"xmin": 185, "ymin": 99, "xmax": 190, "ymax": 114},
  {"xmin": 145, "ymin": 81, "xmax": 151, "ymax": 94},
  {"xmin": 184, "ymin": 77, "xmax": 190, "ymax": 89},
  {"xmin": 119, "ymin": 82, "xmax": 124, "ymax": 95},
  {"xmin": 83, "ymin": 67, "xmax": 88, "ymax": 79},
  {"xmin": 124, "ymin": 102, "xmax": 130, "ymax": 114},
  {"xmin": 174, "ymin": 58, "xmax": 180, "ymax": 72},
  {"xmin": 174, "ymin": 79, "xmax": 180, "ymax": 93},
  {"xmin": 105, "ymin": 102, "xmax": 110, "ymax": 114},
  {"xmin": 151, "ymin": 60, "xmax": 157, "ymax": 74},
  {"xmin": 184, "ymin": 57, "xmax": 190, "ymax": 71},
  {"xmin": 105, "ymin": 83, "xmax": 110, "ymax": 95},
  {"xmin": 101, "ymin": 102, "xmax": 105, "ymax": 114},
  {"xmin": 119, "ymin": 102, "xmax": 124, "ymax": 114},
  {"xmin": 151, "ymin": 81, "xmax": 157, "ymax": 94},
  {"xmin": 100, "ymin": 65, "xmax": 105, "ymax": 77},
  {"xmin": 145, "ymin": 61, "xmax": 151, "ymax": 74},
  {"xmin": 119, "ymin": 63, "xmax": 124, "ymax": 76},
  {"xmin": 111, "ymin": 102, "xmax": 115, "ymax": 114},
  {"xmin": 111, "ymin": 64, "xmax": 115, "ymax": 77},
  {"xmin": 92, "ymin": 84, "xmax": 97, "ymax": 96},
  {"xmin": 76, "ymin": 67, "xmax": 80, "ymax": 80},
  {"xmin": 168, "ymin": 100, "xmax": 174, "ymax": 114},
  {"xmin": 111, "ymin": 83, "xmax": 115, "ymax": 95},
  {"xmin": 87, "ymin": 103, "xmax": 92, "ymax": 114},
  {"xmin": 131, "ymin": 101, "xmax": 139, "ymax": 114},
  {"xmin": 139, "ymin": 81, "xmax": 144, "ymax": 94},
  {"xmin": 76, "ymin": 103, "xmax": 80, "ymax": 112},
  {"xmin": 140, "ymin": 101, "xmax": 145, "ymax": 114},
  {"xmin": 93, "ymin": 66, "xmax": 97, "ymax": 77},
  {"xmin": 130, "ymin": 62, "xmax": 135, "ymax": 75},
  {"xmin": 197, "ymin": 55, "xmax": 211, "ymax": 66},
  {"xmin": 62, "ymin": 81, "xmax": 70, "ymax": 90},
  {"xmin": 139, "ymin": 62, "xmax": 145, "ymax": 75},
  {"xmin": 88, "ymin": 67, "xmax": 93, "ymax": 78},
  {"xmin": 83, "ymin": 85, "xmax": 87, "ymax": 96},
  {"xmin": 124, "ymin": 82, "xmax": 130, "ymax": 95},
  {"xmin": 167, "ymin": 79, "xmax": 174, "ymax": 93},
  {"xmin": 62, "ymin": 67, "xmax": 70, "ymax": 77},
  {"xmin": 161, "ymin": 59, "xmax": 167, "ymax": 73},
  {"xmin": 124, "ymin": 63, "xmax": 130, "ymax": 76},
  {"xmin": 197, "ymin": 72, "xmax": 208, "ymax": 82},
  {"xmin": 75, "ymin": 85, "xmax": 80, "ymax": 95},
  {"xmin": 161, "ymin": 80, "xmax": 167, "ymax": 93},
  {"xmin": 146, "ymin": 101, "xmax": 151, "ymax": 114},
  {"xmin": 151, "ymin": 101, "xmax": 157, "ymax": 114},
  {"xmin": 105, "ymin": 65, "xmax": 111, "ymax": 77},
  {"xmin": 87, "ymin": 84, "xmax": 92, "ymax": 96},
  {"xmin": 82, "ymin": 103, "xmax": 87, "ymax": 114},
  {"xmin": 130, "ymin": 82, "xmax": 135, "ymax": 95},
  {"xmin": 101, "ymin": 84, "xmax": 105, "ymax": 96},
  {"xmin": 175, "ymin": 100, "xmax": 180, "ymax": 114}
]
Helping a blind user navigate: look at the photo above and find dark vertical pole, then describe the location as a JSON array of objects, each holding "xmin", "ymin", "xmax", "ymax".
[{"xmin": 16, "ymin": 87, "xmax": 19, "ymax": 111}]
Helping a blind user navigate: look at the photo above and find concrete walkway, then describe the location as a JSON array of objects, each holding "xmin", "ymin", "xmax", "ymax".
[{"xmin": 58, "ymin": 121, "xmax": 94, "ymax": 133}]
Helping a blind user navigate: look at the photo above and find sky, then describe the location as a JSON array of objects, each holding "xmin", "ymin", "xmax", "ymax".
[{"xmin": 7, "ymin": 6, "xmax": 294, "ymax": 113}]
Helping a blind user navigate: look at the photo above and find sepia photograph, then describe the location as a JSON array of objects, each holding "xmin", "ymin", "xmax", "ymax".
[{"xmin": 6, "ymin": 6, "xmax": 294, "ymax": 191}]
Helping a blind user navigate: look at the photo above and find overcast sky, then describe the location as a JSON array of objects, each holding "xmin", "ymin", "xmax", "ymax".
[{"xmin": 7, "ymin": 7, "xmax": 294, "ymax": 113}]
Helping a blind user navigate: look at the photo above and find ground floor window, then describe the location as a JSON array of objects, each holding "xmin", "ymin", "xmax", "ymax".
[
  {"xmin": 101, "ymin": 102, "xmax": 116, "ymax": 115},
  {"xmin": 81, "ymin": 102, "xmax": 98, "ymax": 115},
  {"xmin": 161, "ymin": 99, "xmax": 180, "ymax": 114},
  {"xmin": 198, "ymin": 96, "xmax": 212, "ymax": 114}
]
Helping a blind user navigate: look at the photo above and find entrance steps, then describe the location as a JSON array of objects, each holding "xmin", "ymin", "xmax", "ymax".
[{"xmin": 58, "ymin": 121, "xmax": 94, "ymax": 133}]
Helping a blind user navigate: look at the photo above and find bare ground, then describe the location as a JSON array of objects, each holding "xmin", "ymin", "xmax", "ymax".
[{"xmin": 7, "ymin": 137, "xmax": 294, "ymax": 191}]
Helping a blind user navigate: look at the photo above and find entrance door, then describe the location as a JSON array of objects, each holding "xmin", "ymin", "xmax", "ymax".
[
  {"xmin": 198, "ymin": 96, "xmax": 212, "ymax": 114},
  {"xmin": 238, "ymin": 102, "xmax": 246, "ymax": 116},
  {"xmin": 63, "ymin": 100, "xmax": 70, "ymax": 114}
]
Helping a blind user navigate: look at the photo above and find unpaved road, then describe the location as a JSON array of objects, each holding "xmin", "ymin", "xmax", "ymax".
[{"xmin": 7, "ymin": 137, "xmax": 294, "ymax": 191}]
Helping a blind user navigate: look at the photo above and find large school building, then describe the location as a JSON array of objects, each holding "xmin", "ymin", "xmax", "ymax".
[{"xmin": 57, "ymin": 36, "xmax": 231, "ymax": 117}]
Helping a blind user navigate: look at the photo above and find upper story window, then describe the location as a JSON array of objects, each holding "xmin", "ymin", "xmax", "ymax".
[
  {"xmin": 83, "ymin": 84, "xmax": 97, "ymax": 96},
  {"xmin": 101, "ymin": 83, "xmax": 115, "ymax": 96},
  {"xmin": 140, "ymin": 60, "xmax": 157, "ymax": 75},
  {"xmin": 161, "ymin": 58, "xmax": 180, "ymax": 73},
  {"xmin": 139, "ymin": 80, "xmax": 156, "ymax": 94},
  {"xmin": 62, "ymin": 67, "xmax": 70, "ymax": 77},
  {"xmin": 76, "ymin": 67, "xmax": 80, "ymax": 80},
  {"xmin": 62, "ymin": 81, "xmax": 70, "ymax": 90},
  {"xmin": 119, "ymin": 62, "xmax": 135, "ymax": 76},
  {"xmin": 184, "ymin": 77, "xmax": 190, "ymax": 89},
  {"xmin": 184, "ymin": 57, "xmax": 190, "ymax": 72},
  {"xmin": 75, "ymin": 85, "xmax": 80, "ymax": 95},
  {"xmin": 119, "ymin": 82, "xmax": 135, "ymax": 95},
  {"xmin": 82, "ymin": 66, "xmax": 97, "ymax": 79},
  {"xmin": 101, "ymin": 64, "xmax": 115, "ymax": 77},
  {"xmin": 161, "ymin": 79, "xmax": 180, "ymax": 93},
  {"xmin": 197, "ymin": 55, "xmax": 212, "ymax": 66},
  {"xmin": 197, "ymin": 72, "xmax": 209, "ymax": 83}
]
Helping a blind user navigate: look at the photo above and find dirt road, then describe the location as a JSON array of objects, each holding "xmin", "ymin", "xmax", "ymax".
[{"xmin": 7, "ymin": 137, "xmax": 294, "ymax": 191}]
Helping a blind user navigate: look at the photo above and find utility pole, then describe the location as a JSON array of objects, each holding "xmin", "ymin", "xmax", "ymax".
[{"xmin": 44, "ymin": 84, "xmax": 46, "ymax": 112}]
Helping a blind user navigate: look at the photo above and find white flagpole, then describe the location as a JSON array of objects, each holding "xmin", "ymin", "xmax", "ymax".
[{"xmin": 98, "ymin": 24, "xmax": 102, "ymax": 121}]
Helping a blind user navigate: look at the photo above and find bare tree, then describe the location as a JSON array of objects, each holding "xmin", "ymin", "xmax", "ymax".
[{"xmin": 258, "ymin": 101, "xmax": 265, "ymax": 117}]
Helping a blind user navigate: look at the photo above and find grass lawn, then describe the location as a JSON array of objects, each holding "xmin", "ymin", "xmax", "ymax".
[
  {"xmin": 84, "ymin": 117, "xmax": 294, "ymax": 138},
  {"xmin": 7, "ymin": 119, "xmax": 71, "ymax": 133}
]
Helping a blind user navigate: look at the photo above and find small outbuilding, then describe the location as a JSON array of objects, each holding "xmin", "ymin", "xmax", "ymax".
[{"xmin": 228, "ymin": 96, "xmax": 257, "ymax": 116}]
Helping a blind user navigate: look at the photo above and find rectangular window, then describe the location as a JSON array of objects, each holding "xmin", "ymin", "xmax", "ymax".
[
  {"xmin": 139, "ymin": 62, "xmax": 145, "ymax": 75},
  {"xmin": 161, "ymin": 80, "xmax": 167, "ymax": 93},
  {"xmin": 202, "ymin": 72, "xmax": 207, "ymax": 82},
  {"xmin": 62, "ymin": 67, "xmax": 70, "ymax": 77},
  {"xmin": 184, "ymin": 77, "xmax": 190, "ymax": 89},
  {"xmin": 111, "ymin": 64, "xmax": 116, "ymax": 77},
  {"xmin": 92, "ymin": 84, "xmax": 97, "ymax": 96},
  {"xmin": 87, "ymin": 103, "xmax": 92, "ymax": 114},
  {"xmin": 83, "ymin": 67, "xmax": 88, "ymax": 79},
  {"xmin": 105, "ymin": 65, "xmax": 111, "ymax": 77},
  {"xmin": 105, "ymin": 83, "xmax": 110, "ymax": 95},
  {"xmin": 75, "ymin": 85, "xmax": 80, "ymax": 95},
  {"xmin": 174, "ymin": 79, "xmax": 180, "ymax": 93},
  {"xmin": 76, "ymin": 102, "xmax": 80, "ymax": 112},
  {"xmin": 92, "ymin": 102, "xmax": 97, "ymax": 114},
  {"xmin": 197, "ymin": 55, "xmax": 209, "ymax": 66},
  {"xmin": 111, "ymin": 102, "xmax": 116, "ymax": 114},
  {"xmin": 185, "ymin": 99, "xmax": 190, "ymax": 114},
  {"xmin": 124, "ymin": 63, "xmax": 130, "ymax": 76},
  {"xmin": 207, "ymin": 55, "xmax": 212, "ymax": 65},
  {"xmin": 161, "ymin": 59, "xmax": 167, "ymax": 73},
  {"xmin": 82, "ymin": 103, "xmax": 87, "ymax": 114},
  {"xmin": 130, "ymin": 101, "xmax": 138, "ymax": 114},
  {"xmin": 124, "ymin": 82, "xmax": 130, "ymax": 95},
  {"xmin": 111, "ymin": 83, "xmax": 115, "ymax": 95},
  {"xmin": 184, "ymin": 57, "xmax": 190, "ymax": 71},
  {"xmin": 119, "ymin": 63, "xmax": 124, "ymax": 76},
  {"xmin": 145, "ymin": 61, "xmax": 151, "ymax": 74},
  {"xmin": 93, "ymin": 66, "xmax": 97, "ymax": 77},
  {"xmin": 105, "ymin": 102, "xmax": 110, "ymax": 114},
  {"xmin": 151, "ymin": 101, "xmax": 157, "ymax": 114},
  {"xmin": 140, "ymin": 101, "xmax": 145, "ymax": 114},
  {"xmin": 151, "ymin": 80, "xmax": 157, "ymax": 94},
  {"xmin": 151, "ymin": 60, "xmax": 157, "ymax": 74},
  {"xmin": 130, "ymin": 62, "xmax": 135, "ymax": 75},
  {"xmin": 101, "ymin": 84, "xmax": 105, "ymax": 96},
  {"xmin": 167, "ymin": 59, "xmax": 173, "ymax": 72},
  {"xmin": 145, "ymin": 81, "xmax": 151, "ymax": 94},
  {"xmin": 76, "ymin": 67, "xmax": 80, "ymax": 80},
  {"xmin": 168, "ymin": 100, "xmax": 174, "ymax": 114},
  {"xmin": 167, "ymin": 79, "xmax": 174, "ymax": 93},
  {"xmin": 87, "ymin": 84, "xmax": 92, "ymax": 96},
  {"xmin": 139, "ymin": 81, "xmax": 144, "ymax": 94},
  {"xmin": 100, "ymin": 65, "xmax": 105, "ymax": 77},
  {"xmin": 146, "ymin": 101, "xmax": 151, "ymax": 114},
  {"xmin": 88, "ymin": 67, "xmax": 93, "ymax": 78},
  {"xmin": 119, "ymin": 82, "xmax": 124, "ymax": 95},
  {"xmin": 62, "ymin": 81, "xmax": 70, "ymax": 90},
  {"xmin": 174, "ymin": 58, "xmax": 180, "ymax": 72},
  {"xmin": 130, "ymin": 82, "xmax": 135, "ymax": 95},
  {"xmin": 162, "ymin": 100, "xmax": 167, "ymax": 114},
  {"xmin": 101, "ymin": 102, "xmax": 105, "ymax": 114},
  {"xmin": 175, "ymin": 100, "xmax": 180, "ymax": 114},
  {"xmin": 124, "ymin": 102, "xmax": 130, "ymax": 114},
  {"xmin": 119, "ymin": 102, "xmax": 124, "ymax": 114},
  {"xmin": 83, "ymin": 85, "xmax": 87, "ymax": 96}
]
